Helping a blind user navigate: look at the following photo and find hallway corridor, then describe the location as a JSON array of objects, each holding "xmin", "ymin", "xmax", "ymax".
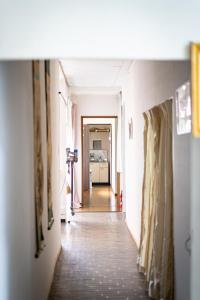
[
  {"xmin": 76, "ymin": 186, "xmax": 120, "ymax": 212},
  {"xmin": 49, "ymin": 213, "xmax": 149, "ymax": 300}
]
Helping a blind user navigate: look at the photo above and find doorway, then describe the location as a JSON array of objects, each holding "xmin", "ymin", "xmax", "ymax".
[{"xmin": 78, "ymin": 116, "xmax": 120, "ymax": 212}]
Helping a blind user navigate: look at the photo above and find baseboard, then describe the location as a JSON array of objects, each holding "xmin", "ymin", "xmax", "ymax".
[
  {"xmin": 92, "ymin": 183, "xmax": 110, "ymax": 186},
  {"xmin": 110, "ymin": 186, "xmax": 118, "ymax": 197},
  {"xmin": 46, "ymin": 245, "xmax": 62, "ymax": 300},
  {"xmin": 125, "ymin": 219, "xmax": 139, "ymax": 250}
]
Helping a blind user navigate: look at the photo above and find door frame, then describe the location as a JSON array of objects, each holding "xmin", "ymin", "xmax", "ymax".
[{"xmin": 81, "ymin": 115, "xmax": 118, "ymax": 206}]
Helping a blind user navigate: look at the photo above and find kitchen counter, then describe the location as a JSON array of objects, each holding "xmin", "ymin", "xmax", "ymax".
[
  {"xmin": 90, "ymin": 160, "xmax": 108, "ymax": 163},
  {"xmin": 90, "ymin": 161, "xmax": 109, "ymax": 183}
]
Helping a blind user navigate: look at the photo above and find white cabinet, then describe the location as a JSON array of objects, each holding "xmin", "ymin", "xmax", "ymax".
[
  {"xmin": 99, "ymin": 163, "xmax": 109, "ymax": 182},
  {"xmin": 90, "ymin": 163, "xmax": 99, "ymax": 183},
  {"xmin": 90, "ymin": 162, "xmax": 109, "ymax": 183}
]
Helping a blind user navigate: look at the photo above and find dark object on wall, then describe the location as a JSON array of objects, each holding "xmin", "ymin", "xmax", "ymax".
[
  {"xmin": 93, "ymin": 140, "xmax": 102, "ymax": 150},
  {"xmin": 32, "ymin": 61, "xmax": 45, "ymax": 258},
  {"xmin": 45, "ymin": 60, "xmax": 54, "ymax": 230},
  {"xmin": 128, "ymin": 117, "xmax": 133, "ymax": 139},
  {"xmin": 89, "ymin": 127, "xmax": 110, "ymax": 132},
  {"xmin": 66, "ymin": 148, "xmax": 78, "ymax": 218}
]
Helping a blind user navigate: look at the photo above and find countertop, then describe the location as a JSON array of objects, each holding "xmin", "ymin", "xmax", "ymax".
[{"xmin": 90, "ymin": 160, "xmax": 108, "ymax": 163}]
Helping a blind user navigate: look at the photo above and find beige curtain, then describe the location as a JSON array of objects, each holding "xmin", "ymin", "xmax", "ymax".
[
  {"xmin": 138, "ymin": 99, "xmax": 174, "ymax": 300},
  {"xmin": 32, "ymin": 61, "xmax": 44, "ymax": 257},
  {"xmin": 138, "ymin": 111, "xmax": 152, "ymax": 273},
  {"xmin": 45, "ymin": 60, "xmax": 54, "ymax": 230}
]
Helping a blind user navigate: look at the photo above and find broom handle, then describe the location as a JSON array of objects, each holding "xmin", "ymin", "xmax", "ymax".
[{"xmin": 71, "ymin": 161, "xmax": 75, "ymax": 215}]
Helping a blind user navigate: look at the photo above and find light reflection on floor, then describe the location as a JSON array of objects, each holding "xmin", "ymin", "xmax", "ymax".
[{"xmin": 75, "ymin": 185, "xmax": 120, "ymax": 212}]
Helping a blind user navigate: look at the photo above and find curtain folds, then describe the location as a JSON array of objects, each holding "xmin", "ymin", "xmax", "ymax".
[
  {"xmin": 32, "ymin": 61, "xmax": 44, "ymax": 257},
  {"xmin": 45, "ymin": 60, "xmax": 54, "ymax": 230},
  {"xmin": 138, "ymin": 99, "xmax": 174, "ymax": 300}
]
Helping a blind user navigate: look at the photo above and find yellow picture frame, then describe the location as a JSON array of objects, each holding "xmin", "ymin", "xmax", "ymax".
[{"xmin": 192, "ymin": 43, "xmax": 200, "ymax": 137}]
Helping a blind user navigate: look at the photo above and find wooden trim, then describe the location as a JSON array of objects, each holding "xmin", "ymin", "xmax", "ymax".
[
  {"xmin": 81, "ymin": 116, "xmax": 83, "ymax": 205},
  {"xmin": 117, "ymin": 172, "xmax": 121, "ymax": 199},
  {"xmin": 87, "ymin": 123, "xmax": 112, "ymax": 126},
  {"xmin": 82, "ymin": 115, "xmax": 117, "ymax": 119},
  {"xmin": 92, "ymin": 183, "xmax": 111, "ymax": 186},
  {"xmin": 81, "ymin": 116, "xmax": 118, "ymax": 207},
  {"xmin": 191, "ymin": 43, "xmax": 200, "ymax": 137}
]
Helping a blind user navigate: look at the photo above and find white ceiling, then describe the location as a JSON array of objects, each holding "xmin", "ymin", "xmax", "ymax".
[
  {"xmin": 83, "ymin": 118, "xmax": 115, "ymax": 125},
  {"xmin": 0, "ymin": 1, "xmax": 197, "ymax": 60},
  {"xmin": 60, "ymin": 59, "xmax": 132, "ymax": 92}
]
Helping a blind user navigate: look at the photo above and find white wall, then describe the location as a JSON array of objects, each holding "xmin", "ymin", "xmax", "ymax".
[
  {"xmin": 191, "ymin": 139, "xmax": 200, "ymax": 300},
  {"xmin": 72, "ymin": 94, "xmax": 118, "ymax": 203},
  {"xmin": 122, "ymin": 60, "xmax": 190, "ymax": 300},
  {"xmin": 0, "ymin": 1, "xmax": 199, "ymax": 59},
  {"xmin": 173, "ymin": 96, "xmax": 191, "ymax": 300},
  {"xmin": 0, "ymin": 61, "xmax": 61, "ymax": 300}
]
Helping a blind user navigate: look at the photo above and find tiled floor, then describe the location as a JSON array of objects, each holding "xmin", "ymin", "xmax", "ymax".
[
  {"xmin": 49, "ymin": 213, "xmax": 150, "ymax": 300},
  {"xmin": 75, "ymin": 186, "xmax": 120, "ymax": 212}
]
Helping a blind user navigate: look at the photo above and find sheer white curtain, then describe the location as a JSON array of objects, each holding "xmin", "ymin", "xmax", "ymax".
[
  {"xmin": 71, "ymin": 102, "xmax": 81, "ymax": 207},
  {"xmin": 59, "ymin": 95, "xmax": 81, "ymax": 209}
]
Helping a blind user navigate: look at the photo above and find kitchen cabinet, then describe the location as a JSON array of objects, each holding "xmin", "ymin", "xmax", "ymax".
[
  {"xmin": 90, "ymin": 163, "xmax": 99, "ymax": 183},
  {"xmin": 90, "ymin": 162, "xmax": 109, "ymax": 183},
  {"xmin": 99, "ymin": 163, "xmax": 109, "ymax": 182}
]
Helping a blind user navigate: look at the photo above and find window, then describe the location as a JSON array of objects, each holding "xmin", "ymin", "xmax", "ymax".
[{"xmin": 93, "ymin": 140, "xmax": 102, "ymax": 150}]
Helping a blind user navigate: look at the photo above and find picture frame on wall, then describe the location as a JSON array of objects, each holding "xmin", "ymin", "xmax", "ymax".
[{"xmin": 175, "ymin": 81, "xmax": 191, "ymax": 135}]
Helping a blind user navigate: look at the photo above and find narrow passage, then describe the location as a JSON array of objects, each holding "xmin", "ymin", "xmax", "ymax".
[{"xmin": 49, "ymin": 213, "xmax": 150, "ymax": 300}]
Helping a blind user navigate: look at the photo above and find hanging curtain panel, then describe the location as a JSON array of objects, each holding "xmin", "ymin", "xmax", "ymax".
[
  {"xmin": 138, "ymin": 99, "xmax": 174, "ymax": 300},
  {"xmin": 72, "ymin": 103, "xmax": 77, "ymax": 148},
  {"xmin": 45, "ymin": 60, "xmax": 54, "ymax": 230},
  {"xmin": 148, "ymin": 104, "xmax": 166, "ymax": 299},
  {"xmin": 146, "ymin": 107, "xmax": 161, "ymax": 284},
  {"xmin": 71, "ymin": 103, "xmax": 80, "ymax": 208},
  {"xmin": 139, "ymin": 112, "xmax": 148, "ymax": 273},
  {"xmin": 139, "ymin": 107, "xmax": 161, "ymax": 278},
  {"xmin": 32, "ymin": 61, "xmax": 45, "ymax": 258},
  {"xmin": 138, "ymin": 111, "xmax": 152, "ymax": 273},
  {"xmin": 160, "ymin": 100, "xmax": 174, "ymax": 300}
]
